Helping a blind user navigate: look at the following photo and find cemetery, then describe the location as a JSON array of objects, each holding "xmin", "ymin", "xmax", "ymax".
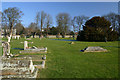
[
  {"xmin": 0, "ymin": 37, "xmax": 119, "ymax": 78},
  {"xmin": 0, "ymin": 36, "xmax": 48, "ymax": 79},
  {"xmin": 0, "ymin": 2, "xmax": 119, "ymax": 78}
]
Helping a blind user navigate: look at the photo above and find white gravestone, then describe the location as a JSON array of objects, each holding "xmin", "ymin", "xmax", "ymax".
[
  {"xmin": 29, "ymin": 60, "xmax": 35, "ymax": 73},
  {"xmin": 24, "ymin": 41, "xmax": 28, "ymax": 50},
  {"xmin": 41, "ymin": 61, "xmax": 45, "ymax": 68}
]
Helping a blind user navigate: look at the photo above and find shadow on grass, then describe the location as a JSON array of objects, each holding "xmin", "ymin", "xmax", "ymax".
[
  {"xmin": 50, "ymin": 39, "xmax": 77, "ymax": 41},
  {"xmin": 12, "ymin": 48, "xmax": 24, "ymax": 50},
  {"xmin": 100, "ymin": 46, "xmax": 120, "ymax": 48}
]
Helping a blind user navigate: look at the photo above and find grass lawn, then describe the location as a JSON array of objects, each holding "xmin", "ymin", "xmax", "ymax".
[{"xmin": 2, "ymin": 38, "xmax": 119, "ymax": 78}]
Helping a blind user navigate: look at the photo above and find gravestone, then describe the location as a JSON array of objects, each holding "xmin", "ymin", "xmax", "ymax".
[
  {"xmin": 20, "ymin": 41, "xmax": 47, "ymax": 53},
  {"xmin": 81, "ymin": 46, "xmax": 108, "ymax": 52},
  {"xmin": 2, "ymin": 42, "xmax": 11, "ymax": 58},
  {"xmin": 29, "ymin": 60, "xmax": 35, "ymax": 73},
  {"xmin": 1, "ymin": 57, "xmax": 38, "ymax": 78},
  {"xmin": 41, "ymin": 61, "xmax": 45, "ymax": 68},
  {"xmin": 70, "ymin": 42, "xmax": 74, "ymax": 44},
  {"xmin": 24, "ymin": 41, "xmax": 28, "ymax": 50}
]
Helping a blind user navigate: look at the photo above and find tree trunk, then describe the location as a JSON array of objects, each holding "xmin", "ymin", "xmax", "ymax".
[
  {"xmin": 79, "ymin": 24, "xmax": 81, "ymax": 31},
  {"xmin": 40, "ymin": 20, "xmax": 43, "ymax": 38}
]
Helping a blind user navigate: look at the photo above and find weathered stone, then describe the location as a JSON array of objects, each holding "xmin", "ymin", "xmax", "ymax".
[
  {"xmin": 41, "ymin": 61, "xmax": 45, "ymax": 68},
  {"xmin": 0, "ymin": 57, "xmax": 38, "ymax": 78},
  {"xmin": 82, "ymin": 46, "xmax": 108, "ymax": 52},
  {"xmin": 2, "ymin": 42, "xmax": 11, "ymax": 58},
  {"xmin": 24, "ymin": 41, "xmax": 28, "ymax": 50},
  {"xmin": 70, "ymin": 42, "xmax": 74, "ymax": 44}
]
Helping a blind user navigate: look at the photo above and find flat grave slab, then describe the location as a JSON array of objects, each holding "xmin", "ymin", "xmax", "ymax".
[{"xmin": 81, "ymin": 46, "xmax": 108, "ymax": 52}]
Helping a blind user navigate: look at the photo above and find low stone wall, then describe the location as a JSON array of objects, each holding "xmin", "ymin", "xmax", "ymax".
[{"xmin": 30, "ymin": 35, "xmax": 77, "ymax": 38}]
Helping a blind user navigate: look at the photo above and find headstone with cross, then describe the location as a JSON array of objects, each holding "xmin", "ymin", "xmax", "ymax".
[{"xmin": 21, "ymin": 41, "xmax": 33, "ymax": 50}]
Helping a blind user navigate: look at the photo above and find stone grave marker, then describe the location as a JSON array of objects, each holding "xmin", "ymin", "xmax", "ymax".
[
  {"xmin": 20, "ymin": 41, "xmax": 47, "ymax": 53},
  {"xmin": 81, "ymin": 46, "xmax": 108, "ymax": 52},
  {"xmin": 2, "ymin": 42, "xmax": 12, "ymax": 58},
  {"xmin": 24, "ymin": 41, "xmax": 28, "ymax": 50}
]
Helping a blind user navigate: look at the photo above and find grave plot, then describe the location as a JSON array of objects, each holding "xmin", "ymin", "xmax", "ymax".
[
  {"xmin": 1, "ymin": 38, "xmax": 48, "ymax": 79},
  {"xmin": 0, "ymin": 57, "xmax": 38, "ymax": 78},
  {"xmin": 81, "ymin": 46, "xmax": 108, "ymax": 52},
  {"xmin": 19, "ymin": 55, "xmax": 47, "ymax": 69},
  {"xmin": 2, "ymin": 42, "xmax": 13, "ymax": 58},
  {"xmin": 19, "ymin": 41, "xmax": 47, "ymax": 53},
  {"xmin": 19, "ymin": 55, "xmax": 47, "ymax": 61}
]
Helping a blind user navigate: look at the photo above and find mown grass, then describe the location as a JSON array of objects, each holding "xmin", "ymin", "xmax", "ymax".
[{"xmin": 2, "ymin": 37, "xmax": 119, "ymax": 78}]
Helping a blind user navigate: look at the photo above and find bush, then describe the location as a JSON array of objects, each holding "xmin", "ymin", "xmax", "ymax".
[{"xmin": 77, "ymin": 16, "xmax": 119, "ymax": 41}]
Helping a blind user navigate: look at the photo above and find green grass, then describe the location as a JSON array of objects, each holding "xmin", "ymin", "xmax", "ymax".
[{"xmin": 2, "ymin": 38, "xmax": 119, "ymax": 78}]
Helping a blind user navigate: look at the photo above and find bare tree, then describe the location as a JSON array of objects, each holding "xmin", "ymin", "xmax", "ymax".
[
  {"xmin": 2, "ymin": 7, "xmax": 23, "ymax": 38},
  {"xmin": 35, "ymin": 11, "xmax": 47, "ymax": 38},
  {"xmin": 71, "ymin": 17, "xmax": 77, "ymax": 34},
  {"xmin": 103, "ymin": 12, "xmax": 119, "ymax": 32},
  {"xmin": 74, "ymin": 15, "xmax": 89, "ymax": 31},
  {"xmin": 35, "ymin": 12, "xmax": 40, "ymax": 28},
  {"xmin": 56, "ymin": 13, "xmax": 71, "ymax": 37},
  {"xmin": 40, "ymin": 11, "xmax": 46, "ymax": 37},
  {"xmin": 28, "ymin": 22, "xmax": 39, "ymax": 38},
  {"xmin": 45, "ymin": 14, "xmax": 52, "ymax": 37},
  {"xmin": 14, "ymin": 23, "xmax": 25, "ymax": 35}
]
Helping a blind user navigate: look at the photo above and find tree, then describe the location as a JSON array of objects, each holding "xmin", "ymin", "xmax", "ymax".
[
  {"xmin": 45, "ymin": 14, "xmax": 52, "ymax": 37},
  {"xmin": 103, "ymin": 12, "xmax": 119, "ymax": 32},
  {"xmin": 14, "ymin": 23, "xmax": 25, "ymax": 35},
  {"xmin": 71, "ymin": 17, "xmax": 77, "ymax": 34},
  {"xmin": 56, "ymin": 13, "xmax": 71, "ymax": 37},
  {"xmin": 40, "ymin": 11, "xmax": 46, "ymax": 37},
  {"xmin": 77, "ymin": 16, "xmax": 119, "ymax": 41},
  {"xmin": 74, "ymin": 15, "xmax": 89, "ymax": 31},
  {"xmin": 48, "ymin": 26, "xmax": 58, "ymax": 35},
  {"xmin": 35, "ymin": 12, "xmax": 40, "ymax": 30},
  {"xmin": 1, "ymin": 24, "xmax": 8, "ymax": 37},
  {"xmin": 35, "ymin": 11, "xmax": 47, "ymax": 38},
  {"xmin": 28, "ymin": 22, "xmax": 39, "ymax": 38},
  {"xmin": 2, "ymin": 7, "xmax": 23, "ymax": 38}
]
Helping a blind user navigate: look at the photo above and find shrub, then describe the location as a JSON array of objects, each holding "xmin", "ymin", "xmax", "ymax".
[{"xmin": 77, "ymin": 16, "xmax": 119, "ymax": 41}]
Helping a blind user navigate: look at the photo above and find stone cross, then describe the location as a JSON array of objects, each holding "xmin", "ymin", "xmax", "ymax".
[{"xmin": 21, "ymin": 41, "xmax": 33, "ymax": 50}]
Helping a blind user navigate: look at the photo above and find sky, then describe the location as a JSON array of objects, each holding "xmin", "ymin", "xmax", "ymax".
[
  {"xmin": 1, "ymin": 0, "xmax": 120, "ymax": 2},
  {"xmin": 2, "ymin": 2, "xmax": 118, "ymax": 28}
]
